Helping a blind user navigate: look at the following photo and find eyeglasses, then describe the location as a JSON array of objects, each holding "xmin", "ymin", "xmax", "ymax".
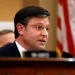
[{"xmin": 31, "ymin": 24, "xmax": 51, "ymax": 32}]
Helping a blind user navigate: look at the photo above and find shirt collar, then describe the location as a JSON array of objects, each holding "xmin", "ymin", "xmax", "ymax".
[{"xmin": 15, "ymin": 41, "xmax": 27, "ymax": 58}]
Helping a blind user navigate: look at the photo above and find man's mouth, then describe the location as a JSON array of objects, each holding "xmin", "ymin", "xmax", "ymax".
[{"xmin": 38, "ymin": 39, "xmax": 46, "ymax": 44}]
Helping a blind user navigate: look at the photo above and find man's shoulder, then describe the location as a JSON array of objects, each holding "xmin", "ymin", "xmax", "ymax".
[
  {"xmin": 0, "ymin": 42, "xmax": 19, "ymax": 57},
  {"xmin": 0, "ymin": 42, "xmax": 16, "ymax": 50}
]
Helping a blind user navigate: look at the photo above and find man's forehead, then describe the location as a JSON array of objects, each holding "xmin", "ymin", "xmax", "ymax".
[{"xmin": 28, "ymin": 17, "xmax": 50, "ymax": 24}]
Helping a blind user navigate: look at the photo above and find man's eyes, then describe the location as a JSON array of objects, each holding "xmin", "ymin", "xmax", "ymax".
[
  {"xmin": 46, "ymin": 27, "xmax": 50, "ymax": 31},
  {"xmin": 36, "ymin": 26, "xmax": 50, "ymax": 31},
  {"xmin": 36, "ymin": 26, "xmax": 43, "ymax": 30}
]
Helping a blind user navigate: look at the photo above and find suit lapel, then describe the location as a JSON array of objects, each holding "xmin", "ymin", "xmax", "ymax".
[{"xmin": 9, "ymin": 42, "xmax": 21, "ymax": 57}]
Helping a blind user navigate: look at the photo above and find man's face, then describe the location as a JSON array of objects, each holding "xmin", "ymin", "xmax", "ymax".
[
  {"xmin": 19, "ymin": 17, "xmax": 51, "ymax": 50},
  {"xmin": 0, "ymin": 33, "xmax": 15, "ymax": 47}
]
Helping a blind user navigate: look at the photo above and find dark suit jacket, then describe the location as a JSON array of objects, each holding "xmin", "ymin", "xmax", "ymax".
[
  {"xmin": 0, "ymin": 41, "xmax": 73, "ymax": 58},
  {"xmin": 0, "ymin": 42, "xmax": 57, "ymax": 57},
  {"xmin": 0, "ymin": 42, "xmax": 20, "ymax": 57}
]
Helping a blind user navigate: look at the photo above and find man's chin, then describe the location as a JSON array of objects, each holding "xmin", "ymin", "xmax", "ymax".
[
  {"xmin": 30, "ymin": 45, "xmax": 45, "ymax": 51},
  {"xmin": 36, "ymin": 46, "xmax": 45, "ymax": 50}
]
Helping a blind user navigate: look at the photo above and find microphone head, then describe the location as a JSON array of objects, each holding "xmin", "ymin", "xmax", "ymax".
[{"xmin": 62, "ymin": 52, "xmax": 73, "ymax": 58}]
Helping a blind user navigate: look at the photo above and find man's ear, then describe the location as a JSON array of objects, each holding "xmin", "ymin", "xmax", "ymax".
[{"xmin": 16, "ymin": 23, "xmax": 25, "ymax": 35}]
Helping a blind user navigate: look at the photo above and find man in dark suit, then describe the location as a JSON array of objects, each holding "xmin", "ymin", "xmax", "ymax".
[
  {"xmin": 0, "ymin": 6, "xmax": 73, "ymax": 58},
  {"xmin": 0, "ymin": 6, "xmax": 51, "ymax": 58}
]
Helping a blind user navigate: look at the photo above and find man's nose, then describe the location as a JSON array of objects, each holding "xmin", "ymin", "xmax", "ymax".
[{"xmin": 41, "ymin": 28, "xmax": 48, "ymax": 37}]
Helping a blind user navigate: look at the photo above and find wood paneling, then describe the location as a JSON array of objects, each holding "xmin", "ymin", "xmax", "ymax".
[
  {"xmin": 0, "ymin": 58, "xmax": 75, "ymax": 75},
  {"xmin": 0, "ymin": 0, "xmax": 24, "ymax": 21}
]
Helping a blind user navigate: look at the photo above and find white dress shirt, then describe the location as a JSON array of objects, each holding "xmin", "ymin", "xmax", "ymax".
[{"xmin": 15, "ymin": 41, "xmax": 27, "ymax": 58}]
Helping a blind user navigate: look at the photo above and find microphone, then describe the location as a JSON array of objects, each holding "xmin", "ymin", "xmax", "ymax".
[
  {"xmin": 23, "ymin": 50, "xmax": 57, "ymax": 58},
  {"xmin": 62, "ymin": 52, "xmax": 73, "ymax": 58}
]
